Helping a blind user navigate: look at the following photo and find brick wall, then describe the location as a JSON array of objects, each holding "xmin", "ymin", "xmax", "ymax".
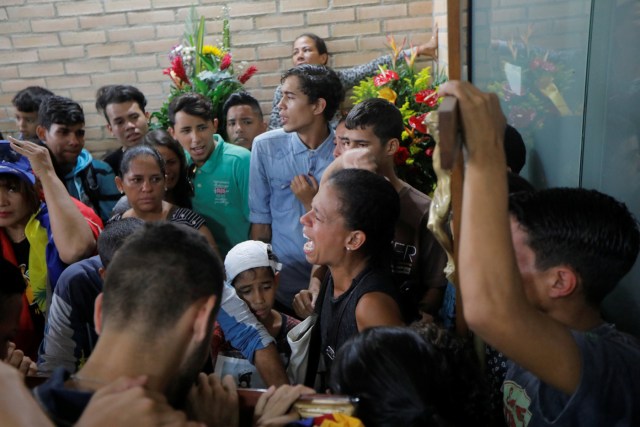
[{"xmin": 0, "ymin": 0, "xmax": 436, "ymax": 155}]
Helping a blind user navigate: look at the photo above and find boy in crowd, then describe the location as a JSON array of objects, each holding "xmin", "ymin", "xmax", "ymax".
[
  {"xmin": 12, "ymin": 86, "xmax": 54, "ymax": 143},
  {"xmin": 222, "ymin": 92, "xmax": 267, "ymax": 151},
  {"xmin": 95, "ymin": 85, "xmax": 150, "ymax": 176},
  {"xmin": 250, "ymin": 64, "xmax": 344, "ymax": 312},
  {"xmin": 444, "ymin": 80, "xmax": 640, "ymax": 425},
  {"xmin": 168, "ymin": 93, "xmax": 251, "ymax": 257},
  {"xmin": 36, "ymin": 95, "xmax": 120, "ymax": 222},
  {"xmin": 34, "ymin": 222, "xmax": 238, "ymax": 426},
  {"xmin": 213, "ymin": 240, "xmax": 299, "ymax": 388}
]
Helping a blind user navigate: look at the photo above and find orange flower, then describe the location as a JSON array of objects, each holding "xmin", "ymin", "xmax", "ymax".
[{"xmin": 386, "ymin": 34, "xmax": 406, "ymax": 62}]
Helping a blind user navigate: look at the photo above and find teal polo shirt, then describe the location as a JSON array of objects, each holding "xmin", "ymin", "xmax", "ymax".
[{"xmin": 190, "ymin": 135, "xmax": 251, "ymax": 257}]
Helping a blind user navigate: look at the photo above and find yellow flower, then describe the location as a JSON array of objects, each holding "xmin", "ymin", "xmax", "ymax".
[
  {"xmin": 202, "ymin": 45, "xmax": 222, "ymax": 57},
  {"xmin": 378, "ymin": 87, "xmax": 398, "ymax": 104}
]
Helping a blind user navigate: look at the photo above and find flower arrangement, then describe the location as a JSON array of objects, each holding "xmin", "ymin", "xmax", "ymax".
[
  {"xmin": 486, "ymin": 25, "xmax": 575, "ymax": 131},
  {"xmin": 151, "ymin": 7, "xmax": 257, "ymax": 138},
  {"xmin": 351, "ymin": 35, "xmax": 446, "ymax": 195}
]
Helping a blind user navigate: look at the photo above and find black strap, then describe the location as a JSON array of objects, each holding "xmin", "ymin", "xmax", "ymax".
[{"xmin": 303, "ymin": 272, "xmax": 329, "ymax": 388}]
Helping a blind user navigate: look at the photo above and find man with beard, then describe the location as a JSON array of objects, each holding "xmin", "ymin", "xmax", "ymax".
[{"xmin": 33, "ymin": 222, "xmax": 238, "ymax": 427}]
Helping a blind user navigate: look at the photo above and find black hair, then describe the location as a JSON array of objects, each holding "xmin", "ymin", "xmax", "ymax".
[
  {"xmin": 119, "ymin": 144, "xmax": 166, "ymax": 178},
  {"xmin": 222, "ymin": 91, "xmax": 263, "ymax": 121},
  {"xmin": 168, "ymin": 92, "xmax": 214, "ymax": 127},
  {"xmin": 142, "ymin": 129, "xmax": 193, "ymax": 208},
  {"xmin": 12, "ymin": 86, "xmax": 54, "ymax": 113},
  {"xmin": 411, "ymin": 321, "xmax": 494, "ymax": 426},
  {"xmin": 330, "ymin": 327, "xmax": 444, "ymax": 427},
  {"xmin": 102, "ymin": 222, "xmax": 224, "ymax": 335},
  {"xmin": 509, "ymin": 188, "xmax": 640, "ymax": 305},
  {"xmin": 95, "ymin": 85, "xmax": 147, "ymax": 123},
  {"xmin": 281, "ymin": 65, "xmax": 344, "ymax": 122},
  {"xmin": 0, "ymin": 258, "xmax": 26, "ymax": 313},
  {"xmin": 327, "ymin": 169, "xmax": 399, "ymax": 267},
  {"xmin": 0, "ymin": 259, "xmax": 26, "ymax": 358},
  {"xmin": 345, "ymin": 98, "xmax": 404, "ymax": 144},
  {"xmin": 504, "ymin": 125, "xmax": 526, "ymax": 174},
  {"xmin": 295, "ymin": 33, "xmax": 329, "ymax": 56},
  {"xmin": 98, "ymin": 218, "xmax": 145, "ymax": 268},
  {"xmin": 37, "ymin": 95, "xmax": 84, "ymax": 130},
  {"xmin": 507, "ymin": 171, "xmax": 535, "ymax": 195}
]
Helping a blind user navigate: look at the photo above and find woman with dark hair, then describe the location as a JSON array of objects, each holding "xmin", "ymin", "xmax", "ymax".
[
  {"xmin": 330, "ymin": 327, "xmax": 446, "ymax": 427},
  {"xmin": 253, "ymin": 327, "xmax": 449, "ymax": 427},
  {"xmin": 109, "ymin": 145, "xmax": 218, "ymax": 253},
  {"xmin": 141, "ymin": 129, "xmax": 193, "ymax": 209},
  {"xmin": 1, "ymin": 138, "xmax": 101, "ymax": 359},
  {"xmin": 268, "ymin": 30, "xmax": 438, "ymax": 129},
  {"xmin": 111, "ymin": 130, "xmax": 193, "ymax": 215},
  {"xmin": 300, "ymin": 168, "xmax": 404, "ymax": 376}
]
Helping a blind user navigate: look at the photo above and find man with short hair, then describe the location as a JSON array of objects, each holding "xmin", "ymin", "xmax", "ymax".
[
  {"xmin": 40, "ymin": 218, "xmax": 288, "ymax": 387},
  {"xmin": 250, "ymin": 64, "xmax": 344, "ymax": 311},
  {"xmin": 301, "ymin": 98, "xmax": 447, "ymax": 321},
  {"xmin": 222, "ymin": 92, "xmax": 267, "ymax": 151},
  {"xmin": 38, "ymin": 218, "xmax": 144, "ymax": 374},
  {"xmin": 95, "ymin": 85, "xmax": 150, "ymax": 176},
  {"xmin": 168, "ymin": 92, "xmax": 251, "ymax": 257},
  {"xmin": 11, "ymin": 86, "xmax": 54, "ymax": 143},
  {"xmin": 443, "ymin": 81, "xmax": 640, "ymax": 425},
  {"xmin": 36, "ymin": 96, "xmax": 120, "ymax": 222},
  {"xmin": 34, "ymin": 222, "xmax": 238, "ymax": 425}
]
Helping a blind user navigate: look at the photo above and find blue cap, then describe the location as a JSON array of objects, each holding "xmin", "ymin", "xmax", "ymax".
[{"xmin": 0, "ymin": 140, "xmax": 36, "ymax": 185}]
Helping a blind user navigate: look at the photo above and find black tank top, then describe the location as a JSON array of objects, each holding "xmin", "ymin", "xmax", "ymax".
[{"xmin": 319, "ymin": 265, "xmax": 399, "ymax": 371}]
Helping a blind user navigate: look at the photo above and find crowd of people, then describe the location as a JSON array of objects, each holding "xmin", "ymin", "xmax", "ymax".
[{"xmin": 1, "ymin": 28, "xmax": 639, "ymax": 427}]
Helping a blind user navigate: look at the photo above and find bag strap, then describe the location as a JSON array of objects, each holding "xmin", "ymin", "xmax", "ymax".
[{"xmin": 303, "ymin": 271, "xmax": 329, "ymax": 387}]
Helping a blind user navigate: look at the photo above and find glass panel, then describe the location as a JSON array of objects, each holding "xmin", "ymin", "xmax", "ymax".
[
  {"xmin": 582, "ymin": 0, "xmax": 640, "ymax": 336},
  {"xmin": 471, "ymin": 0, "xmax": 591, "ymax": 189}
]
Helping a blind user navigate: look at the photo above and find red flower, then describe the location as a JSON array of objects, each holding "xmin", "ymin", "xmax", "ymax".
[
  {"xmin": 415, "ymin": 89, "xmax": 438, "ymax": 107},
  {"xmin": 220, "ymin": 53, "xmax": 232, "ymax": 70},
  {"xmin": 425, "ymin": 147, "xmax": 434, "ymax": 157},
  {"xmin": 163, "ymin": 56, "xmax": 190, "ymax": 86},
  {"xmin": 373, "ymin": 69, "xmax": 399, "ymax": 87},
  {"xmin": 408, "ymin": 113, "xmax": 428, "ymax": 134},
  {"xmin": 238, "ymin": 65, "xmax": 257, "ymax": 84},
  {"xmin": 394, "ymin": 146, "xmax": 410, "ymax": 166}
]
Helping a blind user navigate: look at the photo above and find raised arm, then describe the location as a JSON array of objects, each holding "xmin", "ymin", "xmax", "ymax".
[
  {"xmin": 9, "ymin": 137, "xmax": 96, "ymax": 264},
  {"xmin": 439, "ymin": 81, "xmax": 581, "ymax": 395}
]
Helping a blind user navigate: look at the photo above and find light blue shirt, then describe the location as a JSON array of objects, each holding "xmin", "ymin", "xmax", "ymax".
[{"xmin": 249, "ymin": 128, "xmax": 335, "ymax": 308}]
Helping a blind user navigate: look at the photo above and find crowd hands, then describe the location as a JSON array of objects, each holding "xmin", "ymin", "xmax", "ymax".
[{"xmin": 1, "ymin": 20, "xmax": 639, "ymax": 427}]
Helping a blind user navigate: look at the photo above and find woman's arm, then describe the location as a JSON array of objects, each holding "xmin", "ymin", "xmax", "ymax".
[
  {"xmin": 355, "ymin": 292, "xmax": 404, "ymax": 330},
  {"xmin": 268, "ymin": 86, "xmax": 284, "ymax": 130}
]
